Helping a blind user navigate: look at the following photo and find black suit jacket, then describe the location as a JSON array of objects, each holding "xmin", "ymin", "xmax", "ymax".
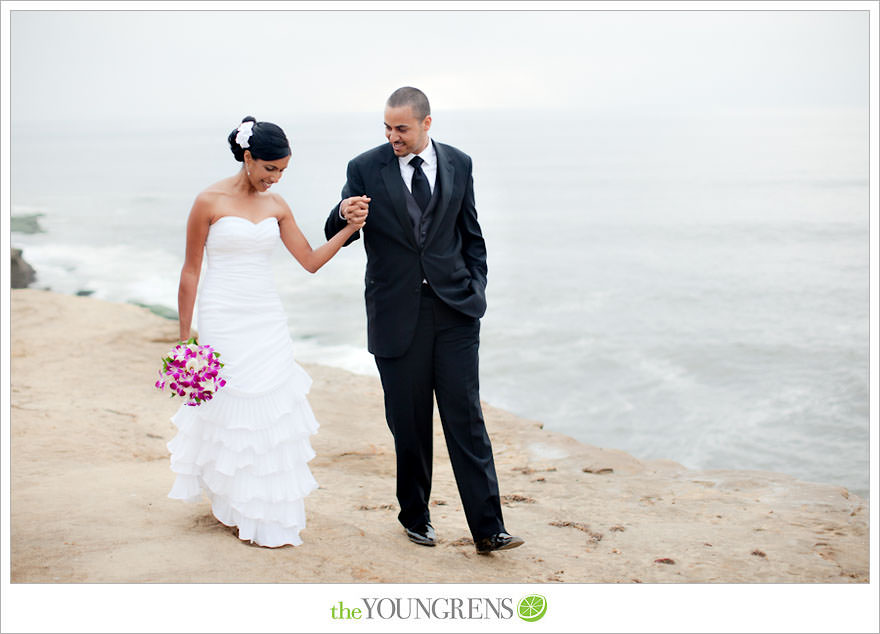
[{"xmin": 325, "ymin": 140, "xmax": 488, "ymax": 358}]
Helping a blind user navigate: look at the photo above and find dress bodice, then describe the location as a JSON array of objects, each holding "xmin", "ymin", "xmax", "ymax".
[
  {"xmin": 205, "ymin": 216, "xmax": 279, "ymax": 262},
  {"xmin": 202, "ymin": 216, "xmax": 280, "ymax": 298}
]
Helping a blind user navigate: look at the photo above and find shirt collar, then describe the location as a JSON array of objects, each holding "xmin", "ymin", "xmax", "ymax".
[{"xmin": 400, "ymin": 138, "xmax": 435, "ymax": 167}]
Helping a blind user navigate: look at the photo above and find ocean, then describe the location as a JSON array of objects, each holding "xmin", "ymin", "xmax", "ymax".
[{"xmin": 10, "ymin": 107, "xmax": 870, "ymax": 499}]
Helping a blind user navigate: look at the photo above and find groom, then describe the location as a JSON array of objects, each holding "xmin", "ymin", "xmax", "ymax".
[{"xmin": 325, "ymin": 87, "xmax": 523, "ymax": 554}]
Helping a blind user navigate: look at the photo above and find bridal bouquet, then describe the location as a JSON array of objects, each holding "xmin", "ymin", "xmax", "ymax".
[{"xmin": 155, "ymin": 337, "xmax": 226, "ymax": 406}]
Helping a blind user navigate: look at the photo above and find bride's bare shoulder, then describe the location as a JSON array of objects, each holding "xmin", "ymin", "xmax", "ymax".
[
  {"xmin": 192, "ymin": 178, "xmax": 236, "ymax": 206},
  {"xmin": 185, "ymin": 182, "xmax": 233, "ymax": 223},
  {"xmin": 200, "ymin": 177, "xmax": 237, "ymax": 197}
]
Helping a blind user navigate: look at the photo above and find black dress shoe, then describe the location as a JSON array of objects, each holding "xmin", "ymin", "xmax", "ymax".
[
  {"xmin": 405, "ymin": 524, "xmax": 436, "ymax": 547},
  {"xmin": 475, "ymin": 532, "xmax": 524, "ymax": 554}
]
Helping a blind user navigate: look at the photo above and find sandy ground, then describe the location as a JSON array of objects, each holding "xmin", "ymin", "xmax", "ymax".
[{"xmin": 9, "ymin": 289, "xmax": 870, "ymax": 584}]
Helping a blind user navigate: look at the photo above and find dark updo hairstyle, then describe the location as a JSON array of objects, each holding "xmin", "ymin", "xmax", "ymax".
[{"xmin": 227, "ymin": 116, "xmax": 291, "ymax": 162}]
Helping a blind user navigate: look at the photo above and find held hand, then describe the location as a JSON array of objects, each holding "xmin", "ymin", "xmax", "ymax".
[
  {"xmin": 341, "ymin": 195, "xmax": 370, "ymax": 226},
  {"xmin": 347, "ymin": 211, "xmax": 367, "ymax": 231}
]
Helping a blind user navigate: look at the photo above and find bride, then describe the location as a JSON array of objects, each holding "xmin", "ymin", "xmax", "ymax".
[{"xmin": 166, "ymin": 116, "xmax": 369, "ymax": 547}]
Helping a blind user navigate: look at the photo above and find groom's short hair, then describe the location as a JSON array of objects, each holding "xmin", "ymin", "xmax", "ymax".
[{"xmin": 386, "ymin": 87, "xmax": 431, "ymax": 121}]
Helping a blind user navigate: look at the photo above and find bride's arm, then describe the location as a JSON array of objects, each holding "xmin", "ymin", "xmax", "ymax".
[
  {"xmin": 277, "ymin": 197, "xmax": 366, "ymax": 274},
  {"xmin": 177, "ymin": 194, "xmax": 212, "ymax": 341}
]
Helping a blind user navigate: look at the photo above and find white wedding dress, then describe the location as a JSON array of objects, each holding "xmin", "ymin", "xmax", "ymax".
[{"xmin": 166, "ymin": 216, "xmax": 319, "ymax": 547}]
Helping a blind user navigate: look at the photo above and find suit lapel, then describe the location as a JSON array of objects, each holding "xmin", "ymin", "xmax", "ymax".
[
  {"xmin": 380, "ymin": 154, "xmax": 419, "ymax": 250},
  {"xmin": 426, "ymin": 141, "xmax": 455, "ymax": 247}
]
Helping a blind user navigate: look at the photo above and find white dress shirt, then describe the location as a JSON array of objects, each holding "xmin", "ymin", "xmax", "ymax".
[{"xmin": 399, "ymin": 138, "xmax": 437, "ymax": 195}]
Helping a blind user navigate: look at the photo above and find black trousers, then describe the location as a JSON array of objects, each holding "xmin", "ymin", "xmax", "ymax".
[{"xmin": 374, "ymin": 284, "xmax": 505, "ymax": 541}]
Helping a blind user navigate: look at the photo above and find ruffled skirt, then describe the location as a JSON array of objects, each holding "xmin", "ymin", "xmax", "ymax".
[{"xmin": 167, "ymin": 361, "xmax": 319, "ymax": 547}]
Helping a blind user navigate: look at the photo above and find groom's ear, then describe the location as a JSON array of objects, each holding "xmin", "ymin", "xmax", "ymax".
[{"xmin": 422, "ymin": 115, "xmax": 432, "ymax": 132}]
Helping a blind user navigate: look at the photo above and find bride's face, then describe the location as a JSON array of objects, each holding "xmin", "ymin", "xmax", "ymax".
[{"xmin": 244, "ymin": 153, "xmax": 291, "ymax": 192}]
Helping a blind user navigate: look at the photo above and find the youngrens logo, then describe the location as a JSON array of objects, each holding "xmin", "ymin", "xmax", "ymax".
[
  {"xmin": 330, "ymin": 598, "xmax": 513, "ymax": 620},
  {"xmin": 330, "ymin": 595, "xmax": 547, "ymax": 622}
]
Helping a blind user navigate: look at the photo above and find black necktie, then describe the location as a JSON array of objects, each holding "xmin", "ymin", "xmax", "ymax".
[{"xmin": 409, "ymin": 155, "xmax": 431, "ymax": 212}]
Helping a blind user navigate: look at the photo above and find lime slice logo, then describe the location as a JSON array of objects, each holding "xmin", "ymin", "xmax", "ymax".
[{"xmin": 517, "ymin": 594, "xmax": 547, "ymax": 622}]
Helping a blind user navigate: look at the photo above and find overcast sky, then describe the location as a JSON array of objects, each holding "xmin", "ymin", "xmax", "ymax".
[{"xmin": 8, "ymin": 7, "xmax": 870, "ymax": 123}]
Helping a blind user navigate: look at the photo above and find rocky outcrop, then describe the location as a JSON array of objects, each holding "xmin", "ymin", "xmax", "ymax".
[
  {"xmin": 10, "ymin": 213, "xmax": 45, "ymax": 234},
  {"xmin": 11, "ymin": 248, "xmax": 37, "ymax": 289}
]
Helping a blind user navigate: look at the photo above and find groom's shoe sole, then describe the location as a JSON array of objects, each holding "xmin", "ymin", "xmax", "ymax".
[{"xmin": 405, "ymin": 524, "xmax": 436, "ymax": 547}]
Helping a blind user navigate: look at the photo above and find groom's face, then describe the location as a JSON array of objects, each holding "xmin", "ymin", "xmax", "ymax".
[{"xmin": 384, "ymin": 105, "xmax": 431, "ymax": 157}]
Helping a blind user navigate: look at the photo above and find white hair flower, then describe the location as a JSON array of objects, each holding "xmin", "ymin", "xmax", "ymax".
[{"xmin": 235, "ymin": 121, "xmax": 255, "ymax": 148}]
